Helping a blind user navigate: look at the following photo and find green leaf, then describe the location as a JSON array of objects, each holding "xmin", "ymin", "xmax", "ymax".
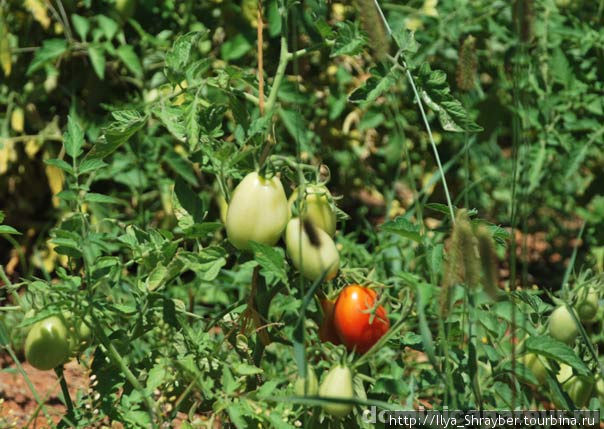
[
  {"xmin": 64, "ymin": 115, "xmax": 84, "ymax": 158},
  {"xmin": 417, "ymin": 63, "xmax": 482, "ymax": 133},
  {"xmin": 96, "ymin": 15, "xmax": 119, "ymax": 40},
  {"xmin": 152, "ymin": 105, "xmax": 186, "ymax": 141},
  {"xmin": 44, "ymin": 158, "xmax": 74, "ymax": 175},
  {"xmin": 164, "ymin": 150, "xmax": 197, "ymax": 186},
  {"xmin": 220, "ymin": 34, "xmax": 251, "ymax": 61},
  {"xmin": 86, "ymin": 110, "xmax": 147, "ymax": 159},
  {"xmin": 0, "ymin": 225, "xmax": 21, "ymax": 235},
  {"xmin": 88, "ymin": 45, "xmax": 106, "ymax": 79},
  {"xmin": 177, "ymin": 248, "xmax": 226, "ymax": 281},
  {"xmin": 525, "ymin": 336, "xmax": 590, "ymax": 376},
  {"xmin": 165, "ymin": 31, "xmax": 205, "ymax": 81},
  {"xmin": 349, "ymin": 68, "xmax": 399, "ymax": 106},
  {"xmin": 248, "ymin": 241, "xmax": 287, "ymax": 283},
  {"xmin": 183, "ymin": 222, "xmax": 223, "ymax": 238},
  {"xmin": 381, "ymin": 216, "xmax": 421, "ymax": 242},
  {"xmin": 267, "ymin": 0, "xmax": 282, "ymax": 37},
  {"xmin": 233, "ymin": 363, "xmax": 263, "ymax": 376},
  {"xmin": 72, "ymin": 14, "xmax": 90, "ymax": 41},
  {"xmin": 84, "ymin": 193, "xmax": 124, "ymax": 205},
  {"xmin": 278, "ymin": 108, "xmax": 311, "ymax": 146},
  {"xmin": 27, "ymin": 39, "xmax": 67, "ymax": 75},
  {"xmin": 174, "ymin": 177, "xmax": 204, "ymax": 223},
  {"xmin": 116, "ymin": 44, "xmax": 143, "ymax": 77},
  {"xmin": 184, "ymin": 97, "xmax": 201, "ymax": 151},
  {"xmin": 79, "ymin": 158, "xmax": 107, "ymax": 175},
  {"xmin": 331, "ymin": 21, "xmax": 366, "ymax": 57}
]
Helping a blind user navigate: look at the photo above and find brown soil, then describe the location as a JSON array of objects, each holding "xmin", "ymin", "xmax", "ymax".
[{"xmin": 0, "ymin": 354, "xmax": 89, "ymax": 428}]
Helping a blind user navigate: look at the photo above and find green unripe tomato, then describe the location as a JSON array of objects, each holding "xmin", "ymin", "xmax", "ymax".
[
  {"xmin": 522, "ymin": 353, "xmax": 548, "ymax": 384},
  {"xmin": 294, "ymin": 365, "xmax": 319, "ymax": 396},
  {"xmin": 549, "ymin": 306, "xmax": 579, "ymax": 344},
  {"xmin": 285, "ymin": 218, "xmax": 339, "ymax": 282},
  {"xmin": 575, "ymin": 288, "xmax": 599, "ymax": 322},
  {"xmin": 288, "ymin": 185, "xmax": 337, "ymax": 237},
  {"xmin": 555, "ymin": 363, "xmax": 594, "ymax": 408},
  {"xmin": 566, "ymin": 376, "xmax": 594, "ymax": 408},
  {"xmin": 61, "ymin": 311, "xmax": 92, "ymax": 355},
  {"xmin": 226, "ymin": 172, "xmax": 288, "ymax": 250},
  {"xmin": 24, "ymin": 315, "xmax": 71, "ymax": 371},
  {"xmin": 69, "ymin": 320, "xmax": 92, "ymax": 355},
  {"xmin": 318, "ymin": 365, "xmax": 354, "ymax": 417}
]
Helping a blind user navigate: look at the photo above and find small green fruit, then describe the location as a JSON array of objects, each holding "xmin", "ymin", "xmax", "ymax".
[
  {"xmin": 549, "ymin": 306, "xmax": 579, "ymax": 344},
  {"xmin": 318, "ymin": 365, "xmax": 354, "ymax": 417},
  {"xmin": 294, "ymin": 365, "xmax": 319, "ymax": 396}
]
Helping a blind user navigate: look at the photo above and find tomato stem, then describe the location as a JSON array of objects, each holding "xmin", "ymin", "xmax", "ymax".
[{"xmin": 55, "ymin": 366, "xmax": 75, "ymax": 419}]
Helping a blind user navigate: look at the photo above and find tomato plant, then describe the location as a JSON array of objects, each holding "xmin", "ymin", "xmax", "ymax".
[
  {"xmin": 333, "ymin": 285, "xmax": 390, "ymax": 354},
  {"xmin": 0, "ymin": 0, "xmax": 603, "ymax": 426},
  {"xmin": 24, "ymin": 315, "xmax": 71, "ymax": 371},
  {"xmin": 226, "ymin": 172, "xmax": 289, "ymax": 250},
  {"xmin": 284, "ymin": 218, "xmax": 339, "ymax": 281}
]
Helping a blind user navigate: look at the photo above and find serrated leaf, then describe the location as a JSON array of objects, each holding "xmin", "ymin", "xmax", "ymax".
[
  {"xmin": 174, "ymin": 177, "xmax": 204, "ymax": 223},
  {"xmin": 27, "ymin": 39, "xmax": 67, "ymax": 75},
  {"xmin": 44, "ymin": 158, "xmax": 74, "ymax": 175},
  {"xmin": 87, "ymin": 110, "xmax": 147, "ymax": 159},
  {"xmin": 85, "ymin": 193, "xmax": 124, "ymax": 205},
  {"xmin": 116, "ymin": 44, "xmax": 143, "ymax": 77},
  {"xmin": 79, "ymin": 158, "xmax": 107, "ymax": 174},
  {"xmin": 233, "ymin": 363, "xmax": 263, "ymax": 376},
  {"xmin": 349, "ymin": 68, "xmax": 399, "ymax": 106},
  {"xmin": 88, "ymin": 45, "xmax": 106, "ymax": 79},
  {"xmin": 248, "ymin": 241, "xmax": 287, "ymax": 283},
  {"xmin": 72, "ymin": 14, "xmax": 90, "ymax": 41},
  {"xmin": 152, "ymin": 105, "xmax": 186, "ymax": 141},
  {"xmin": 184, "ymin": 97, "xmax": 200, "ymax": 151},
  {"xmin": 164, "ymin": 150, "xmax": 197, "ymax": 186},
  {"xmin": 165, "ymin": 31, "xmax": 206, "ymax": 80},
  {"xmin": 331, "ymin": 21, "xmax": 365, "ymax": 57},
  {"xmin": 96, "ymin": 15, "xmax": 119, "ymax": 40},
  {"xmin": 525, "ymin": 336, "xmax": 590, "ymax": 376},
  {"xmin": 381, "ymin": 216, "xmax": 421, "ymax": 242},
  {"xmin": 64, "ymin": 115, "xmax": 84, "ymax": 158}
]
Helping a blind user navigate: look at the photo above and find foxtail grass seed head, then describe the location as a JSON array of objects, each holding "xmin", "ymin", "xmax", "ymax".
[
  {"xmin": 476, "ymin": 225, "xmax": 499, "ymax": 299},
  {"xmin": 451, "ymin": 209, "xmax": 480, "ymax": 288},
  {"xmin": 354, "ymin": 0, "xmax": 390, "ymax": 61},
  {"xmin": 456, "ymin": 35, "xmax": 477, "ymax": 91}
]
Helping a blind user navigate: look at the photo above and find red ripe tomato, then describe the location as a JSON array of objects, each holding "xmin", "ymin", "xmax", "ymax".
[
  {"xmin": 333, "ymin": 285, "xmax": 390, "ymax": 353},
  {"xmin": 318, "ymin": 298, "xmax": 341, "ymax": 345}
]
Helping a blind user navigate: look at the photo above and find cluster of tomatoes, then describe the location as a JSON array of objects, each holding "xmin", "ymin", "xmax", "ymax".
[
  {"xmin": 524, "ymin": 287, "xmax": 602, "ymax": 407},
  {"xmin": 223, "ymin": 170, "xmax": 391, "ymax": 417}
]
